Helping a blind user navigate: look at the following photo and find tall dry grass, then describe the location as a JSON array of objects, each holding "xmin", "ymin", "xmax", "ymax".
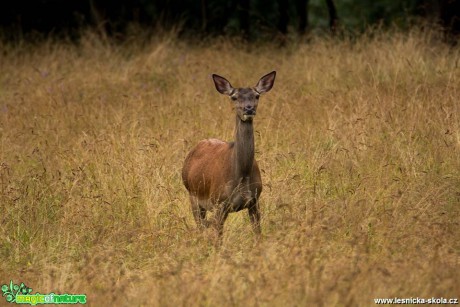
[{"xmin": 0, "ymin": 30, "xmax": 459, "ymax": 305}]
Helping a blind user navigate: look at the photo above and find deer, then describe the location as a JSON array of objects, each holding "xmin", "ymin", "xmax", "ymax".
[{"xmin": 182, "ymin": 71, "xmax": 276, "ymax": 240}]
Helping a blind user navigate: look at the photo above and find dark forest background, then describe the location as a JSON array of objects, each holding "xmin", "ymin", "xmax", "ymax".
[{"xmin": 0, "ymin": 0, "xmax": 459, "ymax": 42}]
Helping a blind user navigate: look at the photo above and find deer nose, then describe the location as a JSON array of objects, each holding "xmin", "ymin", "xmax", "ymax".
[{"xmin": 244, "ymin": 105, "xmax": 255, "ymax": 115}]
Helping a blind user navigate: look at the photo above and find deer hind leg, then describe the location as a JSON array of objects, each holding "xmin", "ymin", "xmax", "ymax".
[
  {"xmin": 248, "ymin": 199, "xmax": 261, "ymax": 236},
  {"xmin": 190, "ymin": 195, "xmax": 208, "ymax": 229}
]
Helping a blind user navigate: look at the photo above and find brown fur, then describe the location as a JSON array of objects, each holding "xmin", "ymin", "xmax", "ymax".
[{"xmin": 182, "ymin": 139, "xmax": 262, "ymax": 207}]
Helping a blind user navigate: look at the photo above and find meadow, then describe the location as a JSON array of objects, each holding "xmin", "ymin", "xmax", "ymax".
[{"xmin": 0, "ymin": 29, "xmax": 459, "ymax": 305}]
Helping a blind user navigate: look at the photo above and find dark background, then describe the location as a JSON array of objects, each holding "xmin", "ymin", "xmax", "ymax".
[{"xmin": 0, "ymin": 0, "xmax": 459, "ymax": 42}]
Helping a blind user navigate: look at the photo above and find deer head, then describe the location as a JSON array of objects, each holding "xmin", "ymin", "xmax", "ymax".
[{"xmin": 212, "ymin": 71, "xmax": 276, "ymax": 122}]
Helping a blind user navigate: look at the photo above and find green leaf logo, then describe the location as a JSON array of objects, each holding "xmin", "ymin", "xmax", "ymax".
[{"xmin": 1, "ymin": 281, "xmax": 32, "ymax": 304}]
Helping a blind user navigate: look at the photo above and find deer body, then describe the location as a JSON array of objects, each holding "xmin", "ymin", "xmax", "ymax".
[{"xmin": 182, "ymin": 71, "xmax": 276, "ymax": 237}]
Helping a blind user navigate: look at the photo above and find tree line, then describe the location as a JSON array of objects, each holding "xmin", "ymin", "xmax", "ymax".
[{"xmin": 0, "ymin": 0, "xmax": 458, "ymax": 42}]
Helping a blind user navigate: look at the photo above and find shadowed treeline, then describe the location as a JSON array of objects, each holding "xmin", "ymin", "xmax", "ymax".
[{"xmin": 0, "ymin": 0, "xmax": 459, "ymax": 42}]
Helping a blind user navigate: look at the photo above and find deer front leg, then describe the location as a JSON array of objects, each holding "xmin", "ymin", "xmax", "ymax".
[
  {"xmin": 248, "ymin": 200, "xmax": 261, "ymax": 236},
  {"xmin": 213, "ymin": 204, "xmax": 230, "ymax": 241}
]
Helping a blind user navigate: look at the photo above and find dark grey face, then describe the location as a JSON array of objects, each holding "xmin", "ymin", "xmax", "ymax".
[
  {"xmin": 212, "ymin": 71, "xmax": 276, "ymax": 122},
  {"xmin": 230, "ymin": 88, "xmax": 260, "ymax": 121}
]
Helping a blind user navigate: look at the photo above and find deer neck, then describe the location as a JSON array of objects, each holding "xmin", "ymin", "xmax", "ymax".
[{"xmin": 233, "ymin": 115, "xmax": 255, "ymax": 180}]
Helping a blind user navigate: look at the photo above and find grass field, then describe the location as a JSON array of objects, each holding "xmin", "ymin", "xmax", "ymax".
[{"xmin": 0, "ymin": 29, "xmax": 459, "ymax": 305}]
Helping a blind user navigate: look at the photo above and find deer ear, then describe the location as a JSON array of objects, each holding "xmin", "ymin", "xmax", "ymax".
[
  {"xmin": 255, "ymin": 71, "xmax": 276, "ymax": 94},
  {"xmin": 212, "ymin": 74, "xmax": 234, "ymax": 95}
]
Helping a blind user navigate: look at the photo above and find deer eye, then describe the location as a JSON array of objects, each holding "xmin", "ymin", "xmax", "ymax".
[
  {"xmin": 255, "ymin": 94, "xmax": 260, "ymax": 99},
  {"xmin": 231, "ymin": 95, "xmax": 238, "ymax": 101}
]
